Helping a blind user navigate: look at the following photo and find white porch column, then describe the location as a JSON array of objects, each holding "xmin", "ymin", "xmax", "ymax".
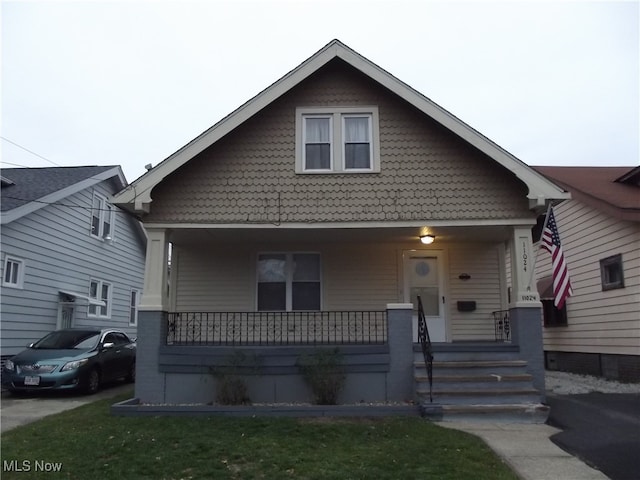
[
  {"xmin": 509, "ymin": 226, "xmax": 541, "ymax": 308},
  {"xmin": 139, "ymin": 228, "xmax": 169, "ymax": 311}
]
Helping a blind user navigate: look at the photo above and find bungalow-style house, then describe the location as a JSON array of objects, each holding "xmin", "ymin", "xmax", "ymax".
[
  {"xmin": 532, "ymin": 166, "xmax": 640, "ymax": 382},
  {"xmin": 113, "ymin": 40, "xmax": 570, "ymax": 420},
  {"xmin": 1, "ymin": 166, "xmax": 146, "ymax": 366}
]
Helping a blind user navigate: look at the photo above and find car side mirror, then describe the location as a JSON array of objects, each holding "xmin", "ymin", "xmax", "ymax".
[{"xmin": 102, "ymin": 342, "xmax": 115, "ymax": 349}]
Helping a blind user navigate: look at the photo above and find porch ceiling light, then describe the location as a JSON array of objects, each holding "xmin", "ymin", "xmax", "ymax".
[{"xmin": 420, "ymin": 234, "xmax": 435, "ymax": 244}]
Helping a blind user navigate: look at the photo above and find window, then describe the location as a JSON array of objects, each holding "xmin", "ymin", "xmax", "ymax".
[
  {"xmin": 600, "ymin": 254, "xmax": 624, "ymax": 291},
  {"xmin": 542, "ymin": 299, "xmax": 568, "ymax": 327},
  {"xmin": 296, "ymin": 107, "xmax": 379, "ymax": 173},
  {"xmin": 2, "ymin": 256, "xmax": 25, "ymax": 288},
  {"xmin": 257, "ymin": 253, "xmax": 321, "ymax": 311},
  {"xmin": 129, "ymin": 289, "xmax": 140, "ymax": 326},
  {"xmin": 91, "ymin": 193, "xmax": 115, "ymax": 240},
  {"xmin": 88, "ymin": 279, "xmax": 112, "ymax": 318}
]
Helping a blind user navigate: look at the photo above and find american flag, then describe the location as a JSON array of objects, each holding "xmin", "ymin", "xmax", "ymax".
[{"xmin": 541, "ymin": 207, "xmax": 573, "ymax": 309}]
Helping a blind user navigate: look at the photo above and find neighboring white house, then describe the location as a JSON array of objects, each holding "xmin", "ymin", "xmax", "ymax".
[
  {"xmin": 0, "ymin": 166, "xmax": 146, "ymax": 364},
  {"xmin": 533, "ymin": 166, "xmax": 640, "ymax": 382}
]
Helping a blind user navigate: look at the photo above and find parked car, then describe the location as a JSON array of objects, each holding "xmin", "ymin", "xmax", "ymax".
[{"xmin": 2, "ymin": 328, "xmax": 136, "ymax": 394}]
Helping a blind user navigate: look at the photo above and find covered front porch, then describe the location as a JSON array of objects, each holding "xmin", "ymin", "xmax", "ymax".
[{"xmin": 131, "ymin": 223, "xmax": 545, "ymax": 413}]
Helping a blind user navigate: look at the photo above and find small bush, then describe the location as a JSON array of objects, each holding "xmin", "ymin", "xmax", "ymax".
[
  {"xmin": 298, "ymin": 348, "xmax": 346, "ymax": 405},
  {"xmin": 211, "ymin": 352, "xmax": 259, "ymax": 405}
]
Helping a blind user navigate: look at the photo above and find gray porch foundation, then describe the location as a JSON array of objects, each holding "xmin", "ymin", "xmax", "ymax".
[
  {"xmin": 134, "ymin": 305, "xmax": 414, "ymax": 405},
  {"xmin": 509, "ymin": 306, "xmax": 545, "ymax": 400}
]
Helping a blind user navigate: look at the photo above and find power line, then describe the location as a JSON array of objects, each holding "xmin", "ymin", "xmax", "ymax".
[{"xmin": 1, "ymin": 136, "xmax": 62, "ymax": 167}]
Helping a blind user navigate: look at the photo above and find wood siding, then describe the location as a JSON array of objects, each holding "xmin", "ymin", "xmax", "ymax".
[
  {"xmin": 145, "ymin": 60, "xmax": 531, "ymax": 224},
  {"xmin": 171, "ymin": 240, "xmax": 505, "ymax": 341},
  {"xmin": 536, "ymin": 200, "xmax": 640, "ymax": 356},
  {"xmin": 0, "ymin": 181, "xmax": 146, "ymax": 356}
]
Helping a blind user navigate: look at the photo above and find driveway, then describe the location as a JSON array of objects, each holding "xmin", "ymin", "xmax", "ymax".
[
  {"xmin": 1, "ymin": 383, "xmax": 133, "ymax": 433},
  {"xmin": 547, "ymin": 393, "xmax": 640, "ymax": 480}
]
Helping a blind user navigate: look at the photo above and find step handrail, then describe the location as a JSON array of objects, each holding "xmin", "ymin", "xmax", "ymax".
[{"xmin": 417, "ymin": 296, "xmax": 434, "ymax": 403}]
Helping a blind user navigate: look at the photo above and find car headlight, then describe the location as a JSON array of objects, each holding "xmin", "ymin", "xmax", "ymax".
[
  {"xmin": 5, "ymin": 359, "xmax": 14, "ymax": 371},
  {"xmin": 61, "ymin": 359, "xmax": 89, "ymax": 372}
]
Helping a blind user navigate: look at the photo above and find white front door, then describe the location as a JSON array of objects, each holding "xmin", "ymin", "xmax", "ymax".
[{"xmin": 403, "ymin": 251, "xmax": 447, "ymax": 342}]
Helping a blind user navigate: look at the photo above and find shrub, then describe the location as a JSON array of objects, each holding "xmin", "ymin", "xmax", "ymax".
[
  {"xmin": 210, "ymin": 352, "xmax": 259, "ymax": 405},
  {"xmin": 298, "ymin": 348, "xmax": 346, "ymax": 405}
]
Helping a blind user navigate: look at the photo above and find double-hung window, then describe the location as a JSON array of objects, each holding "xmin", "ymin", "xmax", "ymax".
[
  {"xmin": 2, "ymin": 256, "xmax": 25, "ymax": 289},
  {"xmin": 88, "ymin": 279, "xmax": 112, "ymax": 318},
  {"xmin": 129, "ymin": 289, "xmax": 140, "ymax": 326},
  {"xmin": 257, "ymin": 253, "xmax": 321, "ymax": 311},
  {"xmin": 91, "ymin": 193, "xmax": 115, "ymax": 240},
  {"xmin": 297, "ymin": 107, "xmax": 379, "ymax": 173}
]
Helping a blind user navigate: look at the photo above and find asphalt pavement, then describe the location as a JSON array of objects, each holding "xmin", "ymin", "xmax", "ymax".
[{"xmin": 546, "ymin": 393, "xmax": 640, "ymax": 480}]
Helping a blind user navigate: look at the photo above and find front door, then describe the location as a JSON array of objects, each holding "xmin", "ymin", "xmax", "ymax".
[{"xmin": 403, "ymin": 251, "xmax": 447, "ymax": 342}]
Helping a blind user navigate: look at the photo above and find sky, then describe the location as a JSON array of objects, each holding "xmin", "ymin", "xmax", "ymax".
[{"xmin": 1, "ymin": 0, "xmax": 638, "ymax": 183}]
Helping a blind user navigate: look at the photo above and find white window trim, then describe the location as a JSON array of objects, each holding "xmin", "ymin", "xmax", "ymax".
[
  {"xmin": 90, "ymin": 192, "xmax": 116, "ymax": 241},
  {"xmin": 129, "ymin": 289, "xmax": 140, "ymax": 326},
  {"xmin": 256, "ymin": 252, "xmax": 322, "ymax": 311},
  {"xmin": 2, "ymin": 256, "xmax": 25, "ymax": 289},
  {"xmin": 88, "ymin": 279, "xmax": 112, "ymax": 318},
  {"xmin": 296, "ymin": 106, "xmax": 380, "ymax": 174}
]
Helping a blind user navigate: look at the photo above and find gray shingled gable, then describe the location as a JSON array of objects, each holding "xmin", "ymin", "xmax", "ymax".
[{"xmin": 0, "ymin": 166, "xmax": 117, "ymax": 212}]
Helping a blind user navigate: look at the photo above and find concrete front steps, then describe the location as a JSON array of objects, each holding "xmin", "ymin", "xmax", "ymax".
[{"xmin": 414, "ymin": 347, "xmax": 549, "ymax": 423}]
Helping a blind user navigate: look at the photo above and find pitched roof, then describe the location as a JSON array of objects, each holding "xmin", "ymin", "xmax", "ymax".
[
  {"xmin": 532, "ymin": 166, "xmax": 640, "ymax": 222},
  {"xmin": 1, "ymin": 166, "xmax": 126, "ymax": 224},
  {"xmin": 113, "ymin": 39, "xmax": 568, "ymax": 213}
]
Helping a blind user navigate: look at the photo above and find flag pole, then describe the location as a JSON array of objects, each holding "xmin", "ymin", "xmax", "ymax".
[{"xmin": 528, "ymin": 202, "xmax": 553, "ymax": 290}]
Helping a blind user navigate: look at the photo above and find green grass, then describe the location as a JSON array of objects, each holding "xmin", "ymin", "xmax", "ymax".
[{"xmin": 1, "ymin": 393, "xmax": 518, "ymax": 480}]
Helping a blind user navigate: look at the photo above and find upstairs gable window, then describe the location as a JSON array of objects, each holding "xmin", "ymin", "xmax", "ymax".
[
  {"xmin": 91, "ymin": 193, "xmax": 115, "ymax": 240},
  {"xmin": 296, "ymin": 107, "xmax": 379, "ymax": 173}
]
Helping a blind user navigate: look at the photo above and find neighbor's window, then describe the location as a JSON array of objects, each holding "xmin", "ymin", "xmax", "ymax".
[
  {"xmin": 2, "ymin": 256, "xmax": 25, "ymax": 289},
  {"xmin": 296, "ymin": 107, "xmax": 379, "ymax": 173},
  {"xmin": 91, "ymin": 193, "xmax": 115, "ymax": 240},
  {"xmin": 600, "ymin": 254, "xmax": 624, "ymax": 291},
  {"xmin": 542, "ymin": 299, "xmax": 568, "ymax": 327},
  {"xmin": 88, "ymin": 279, "xmax": 112, "ymax": 318},
  {"xmin": 257, "ymin": 253, "xmax": 321, "ymax": 311},
  {"xmin": 129, "ymin": 289, "xmax": 140, "ymax": 326}
]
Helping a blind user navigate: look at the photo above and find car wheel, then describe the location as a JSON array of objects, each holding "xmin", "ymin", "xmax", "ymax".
[
  {"xmin": 85, "ymin": 368, "xmax": 100, "ymax": 394},
  {"xmin": 126, "ymin": 362, "xmax": 136, "ymax": 383}
]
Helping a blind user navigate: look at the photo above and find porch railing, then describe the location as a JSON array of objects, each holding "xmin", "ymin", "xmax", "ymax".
[
  {"xmin": 166, "ymin": 311, "xmax": 388, "ymax": 346},
  {"xmin": 417, "ymin": 296, "xmax": 434, "ymax": 403},
  {"xmin": 492, "ymin": 309, "xmax": 511, "ymax": 342}
]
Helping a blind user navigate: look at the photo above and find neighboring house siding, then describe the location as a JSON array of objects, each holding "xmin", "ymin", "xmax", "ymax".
[
  {"xmin": 0, "ymin": 181, "xmax": 145, "ymax": 356},
  {"xmin": 146, "ymin": 61, "xmax": 531, "ymax": 224},
  {"xmin": 171, "ymin": 241, "xmax": 504, "ymax": 340},
  {"xmin": 536, "ymin": 199, "xmax": 640, "ymax": 356}
]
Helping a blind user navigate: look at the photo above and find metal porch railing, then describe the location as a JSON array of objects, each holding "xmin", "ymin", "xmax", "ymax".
[
  {"xmin": 492, "ymin": 309, "xmax": 511, "ymax": 342},
  {"xmin": 166, "ymin": 311, "xmax": 388, "ymax": 346},
  {"xmin": 417, "ymin": 296, "xmax": 434, "ymax": 403}
]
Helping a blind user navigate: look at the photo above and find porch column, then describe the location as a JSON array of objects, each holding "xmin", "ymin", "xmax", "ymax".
[
  {"xmin": 386, "ymin": 303, "xmax": 414, "ymax": 402},
  {"xmin": 139, "ymin": 228, "xmax": 170, "ymax": 311},
  {"xmin": 508, "ymin": 226, "xmax": 545, "ymax": 398},
  {"xmin": 135, "ymin": 228, "xmax": 170, "ymax": 403}
]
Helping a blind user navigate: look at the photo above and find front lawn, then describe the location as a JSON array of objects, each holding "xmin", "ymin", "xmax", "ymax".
[{"xmin": 1, "ymin": 393, "xmax": 517, "ymax": 479}]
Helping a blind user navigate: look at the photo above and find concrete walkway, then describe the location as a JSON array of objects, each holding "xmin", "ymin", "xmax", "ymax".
[
  {"xmin": 1, "ymin": 383, "xmax": 132, "ymax": 433},
  {"xmin": 443, "ymin": 421, "xmax": 609, "ymax": 480}
]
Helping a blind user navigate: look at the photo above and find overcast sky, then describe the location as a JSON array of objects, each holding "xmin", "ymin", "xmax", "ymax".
[{"xmin": 2, "ymin": 1, "xmax": 638, "ymax": 183}]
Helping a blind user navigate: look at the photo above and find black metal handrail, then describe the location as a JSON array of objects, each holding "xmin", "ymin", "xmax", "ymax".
[
  {"xmin": 166, "ymin": 311, "xmax": 388, "ymax": 346},
  {"xmin": 417, "ymin": 296, "xmax": 434, "ymax": 403},
  {"xmin": 492, "ymin": 310, "xmax": 511, "ymax": 342}
]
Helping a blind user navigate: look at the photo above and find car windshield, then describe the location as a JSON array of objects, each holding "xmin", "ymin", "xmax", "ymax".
[{"xmin": 32, "ymin": 331, "xmax": 101, "ymax": 350}]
